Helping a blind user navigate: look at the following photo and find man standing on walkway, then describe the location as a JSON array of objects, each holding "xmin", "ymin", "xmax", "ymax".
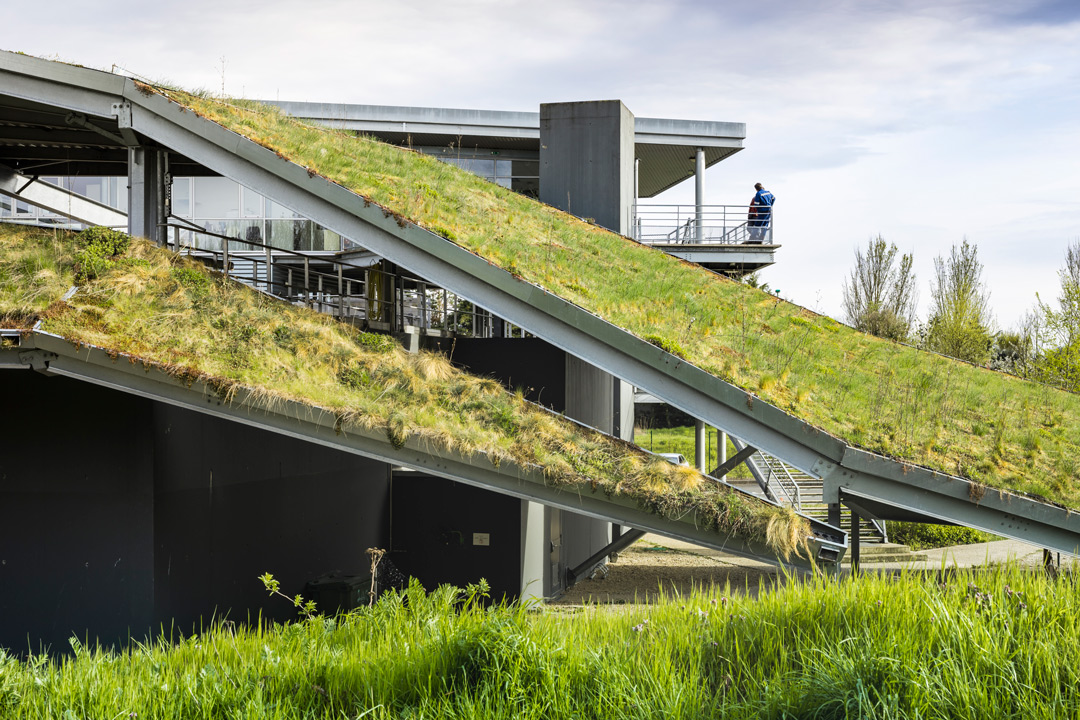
[{"xmin": 748, "ymin": 182, "xmax": 775, "ymax": 243}]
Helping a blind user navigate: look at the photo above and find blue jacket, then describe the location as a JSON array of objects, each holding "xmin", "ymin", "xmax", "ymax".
[{"xmin": 753, "ymin": 188, "xmax": 775, "ymax": 209}]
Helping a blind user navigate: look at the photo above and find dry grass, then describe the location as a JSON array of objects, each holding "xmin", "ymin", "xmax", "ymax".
[
  {"xmin": 150, "ymin": 89, "xmax": 1080, "ymax": 509},
  {"xmin": 0, "ymin": 223, "xmax": 806, "ymax": 559}
]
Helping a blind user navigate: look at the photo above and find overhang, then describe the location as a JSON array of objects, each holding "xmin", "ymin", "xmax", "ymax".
[{"xmin": 268, "ymin": 100, "xmax": 745, "ymax": 198}]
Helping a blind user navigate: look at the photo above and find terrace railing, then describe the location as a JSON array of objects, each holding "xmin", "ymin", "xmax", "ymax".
[
  {"xmin": 162, "ymin": 219, "xmax": 530, "ymax": 339},
  {"xmin": 632, "ymin": 204, "xmax": 774, "ymax": 245}
]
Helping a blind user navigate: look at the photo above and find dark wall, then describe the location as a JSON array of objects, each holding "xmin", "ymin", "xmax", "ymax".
[
  {"xmin": 391, "ymin": 474, "xmax": 521, "ymax": 601},
  {"xmin": 0, "ymin": 368, "xmax": 393, "ymax": 653},
  {"xmin": 153, "ymin": 404, "xmax": 391, "ymax": 630},
  {"xmin": 426, "ymin": 337, "xmax": 566, "ymax": 413},
  {"xmin": 0, "ymin": 371, "xmax": 155, "ymax": 653}
]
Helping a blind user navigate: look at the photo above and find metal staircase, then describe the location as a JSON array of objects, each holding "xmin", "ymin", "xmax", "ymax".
[{"xmin": 730, "ymin": 448, "xmax": 888, "ymax": 544}]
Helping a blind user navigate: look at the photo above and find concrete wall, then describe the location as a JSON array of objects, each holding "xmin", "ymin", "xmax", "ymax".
[{"xmin": 539, "ymin": 100, "xmax": 635, "ymax": 235}]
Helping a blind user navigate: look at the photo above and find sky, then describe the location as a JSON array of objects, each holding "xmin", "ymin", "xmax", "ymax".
[{"xmin": 4, "ymin": 0, "xmax": 1079, "ymax": 328}]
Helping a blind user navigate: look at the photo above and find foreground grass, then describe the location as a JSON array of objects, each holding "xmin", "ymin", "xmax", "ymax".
[
  {"xmin": 160, "ymin": 88, "xmax": 1080, "ymax": 508},
  {"xmin": 2, "ymin": 567, "xmax": 1077, "ymax": 719},
  {"xmin": 0, "ymin": 223, "xmax": 803, "ymax": 554}
]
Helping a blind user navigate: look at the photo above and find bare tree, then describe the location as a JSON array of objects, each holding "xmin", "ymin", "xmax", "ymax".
[
  {"xmin": 841, "ymin": 235, "xmax": 917, "ymax": 341},
  {"xmin": 926, "ymin": 237, "xmax": 993, "ymax": 364}
]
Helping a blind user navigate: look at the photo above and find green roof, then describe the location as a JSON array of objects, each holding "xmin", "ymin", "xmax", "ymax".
[
  {"xmin": 0, "ymin": 224, "xmax": 805, "ymax": 558},
  {"xmin": 162, "ymin": 89, "xmax": 1080, "ymax": 510}
]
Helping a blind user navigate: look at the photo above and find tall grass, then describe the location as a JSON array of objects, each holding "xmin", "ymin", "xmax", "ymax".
[
  {"xmin": 2, "ymin": 567, "xmax": 1077, "ymax": 718},
  {"xmin": 159, "ymin": 88, "xmax": 1080, "ymax": 508},
  {"xmin": 0, "ymin": 223, "xmax": 804, "ymax": 556}
]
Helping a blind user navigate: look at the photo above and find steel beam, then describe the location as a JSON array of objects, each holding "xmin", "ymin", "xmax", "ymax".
[
  {"xmin": 711, "ymin": 444, "xmax": 757, "ymax": 478},
  {"xmin": 0, "ymin": 162, "xmax": 126, "ymax": 227},
  {"xmin": 820, "ymin": 449, "xmax": 1080, "ymax": 557},
  {"xmin": 566, "ymin": 529, "xmax": 646, "ymax": 586},
  {"xmin": 731, "ymin": 436, "xmax": 778, "ymax": 502}
]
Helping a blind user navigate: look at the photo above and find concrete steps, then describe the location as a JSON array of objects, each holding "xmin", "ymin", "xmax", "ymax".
[{"xmin": 841, "ymin": 542, "xmax": 925, "ymax": 565}]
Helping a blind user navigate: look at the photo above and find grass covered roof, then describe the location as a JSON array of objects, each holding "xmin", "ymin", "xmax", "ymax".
[
  {"xmin": 0, "ymin": 224, "xmax": 806, "ymax": 558},
  {"xmin": 153, "ymin": 88, "xmax": 1080, "ymax": 510}
]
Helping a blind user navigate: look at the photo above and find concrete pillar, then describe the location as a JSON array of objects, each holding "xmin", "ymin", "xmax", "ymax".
[
  {"xmin": 694, "ymin": 147, "xmax": 705, "ymax": 242},
  {"xmin": 520, "ymin": 500, "xmax": 546, "ymax": 601},
  {"xmin": 127, "ymin": 146, "xmax": 166, "ymax": 244},
  {"xmin": 719, "ymin": 430, "xmax": 728, "ymax": 479},
  {"xmin": 539, "ymin": 100, "xmax": 635, "ymax": 235},
  {"xmin": 537, "ymin": 100, "xmax": 638, "ymax": 596},
  {"xmin": 694, "ymin": 419, "xmax": 707, "ymax": 472}
]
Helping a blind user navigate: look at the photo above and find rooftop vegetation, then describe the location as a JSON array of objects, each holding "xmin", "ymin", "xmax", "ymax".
[
  {"xmin": 2, "ymin": 568, "xmax": 1076, "ymax": 718},
  {"xmin": 161, "ymin": 89, "xmax": 1080, "ymax": 509},
  {"xmin": 0, "ymin": 223, "xmax": 804, "ymax": 557}
]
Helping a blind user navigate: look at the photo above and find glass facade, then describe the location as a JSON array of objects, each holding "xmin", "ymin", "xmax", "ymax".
[
  {"xmin": 438, "ymin": 155, "xmax": 539, "ymax": 198},
  {"xmin": 1, "ymin": 149, "xmax": 538, "ymax": 244}
]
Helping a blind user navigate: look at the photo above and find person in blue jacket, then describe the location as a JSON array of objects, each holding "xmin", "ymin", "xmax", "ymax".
[{"xmin": 748, "ymin": 182, "xmax": 775, "ymax": 243}]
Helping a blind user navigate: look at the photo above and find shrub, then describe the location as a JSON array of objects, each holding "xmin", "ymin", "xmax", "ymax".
[
  {"xmin": 888, "ymin": 521, "xmax": 998, "ymax": 551},
  {"xmin": 75, "ymin": 227, "xmax": 130, "ymax": 282}
]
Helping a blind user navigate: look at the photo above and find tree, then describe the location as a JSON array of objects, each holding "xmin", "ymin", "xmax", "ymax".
[
  {"xmin": 841, "ymin": 235, "xmax": 917, "ymax": 341},
  {"xmin": 1035, "ymin": 240, "xmax": 1080, "ymax": 390},
  {"xmin": 925, "ymin": 237, "xmax": 994, "ymax": 364}
]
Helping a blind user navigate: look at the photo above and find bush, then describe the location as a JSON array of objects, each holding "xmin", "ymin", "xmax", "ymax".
[
  {"xmin": 75, "ymin": 227, "xmax": 130, "ymax": 282},
  {"xmin": 888, "ymin": 521, "xmax": 998, "ymax": 551}
]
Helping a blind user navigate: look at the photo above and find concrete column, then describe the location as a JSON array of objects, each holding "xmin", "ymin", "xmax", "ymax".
[
  {"xmin": 127, "ymin": 146, "xmax": 166, "ymax": 244},
  {"xmin": 539, "ymin": 100, "xmax": 635, "ymax": 235},
  {"xmin": 694, "ymin": 147, "xmax": 705, "ymax": 242},
  {"xmin": 719, "ymin": 430, "xmax": 728, "ymax": 479},
  {"xmin": 694, "ymin": 419, "xmax": 707, "ymax": 472},
  {"xmin": 633, "ymin": 157, "xmax": 640, "ymax": 239}
]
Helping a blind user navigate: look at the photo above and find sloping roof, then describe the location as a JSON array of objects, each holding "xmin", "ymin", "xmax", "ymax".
[
  {"xmin": 0, "ymin": 224, "xmax": 828, "ymax": 568},
  {"xmin": 1, "ymin": 51, "xmax": 1078, "ymax": 557}
]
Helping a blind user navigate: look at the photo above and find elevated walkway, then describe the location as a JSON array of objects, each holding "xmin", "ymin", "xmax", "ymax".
[{"xmin": 3, "ymin": 52, "xmax": 1079, "ymax": 570}]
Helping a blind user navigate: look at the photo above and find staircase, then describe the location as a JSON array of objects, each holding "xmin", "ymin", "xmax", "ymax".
[{"xmin": 725, "ymin": 450, "xmax": 890, "ymax": 544}]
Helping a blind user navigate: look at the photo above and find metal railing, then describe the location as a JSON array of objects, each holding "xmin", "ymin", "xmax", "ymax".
[
  {"xmin": 632, "ymin": 204, "xmax": 774, "ymax": 245},
  {"xmin": 163, "ymin": 219, "xmax": 530, "ymax": 339},
  {"xmin": 749, "ymin": 451, "xmax": 802, "ymax": 511}
]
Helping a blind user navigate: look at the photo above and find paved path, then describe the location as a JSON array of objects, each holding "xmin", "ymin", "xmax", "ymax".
[{"xmin": 640, "ymin": 533, "xmax": 1075, "ymax": 572}]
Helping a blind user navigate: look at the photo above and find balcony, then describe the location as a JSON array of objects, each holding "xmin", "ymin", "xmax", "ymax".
[{"xmin": 631, "ymin": 204, "xmax": 777, "ymax": 274}]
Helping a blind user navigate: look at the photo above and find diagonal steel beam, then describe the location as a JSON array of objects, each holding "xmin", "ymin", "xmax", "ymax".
[
  {"xmin": 711, "ymin": 444, "xmax": 757, "ymax": 479},
  {"xmin": 818, "ymin": 449, "xmax": 1080, "ymax": 556},
  {"xmin": 0, "ymin": 162, "xmax": 127, "ymax": 227}
]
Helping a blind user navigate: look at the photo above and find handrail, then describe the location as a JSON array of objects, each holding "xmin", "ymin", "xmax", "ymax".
[
  {"xmin": 161, "ymin": 220, "xmax": 531, "ymax": 340},
  {"xmin": 632, "ymin": 203, "xmax": 774, "ymax": 246}
]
